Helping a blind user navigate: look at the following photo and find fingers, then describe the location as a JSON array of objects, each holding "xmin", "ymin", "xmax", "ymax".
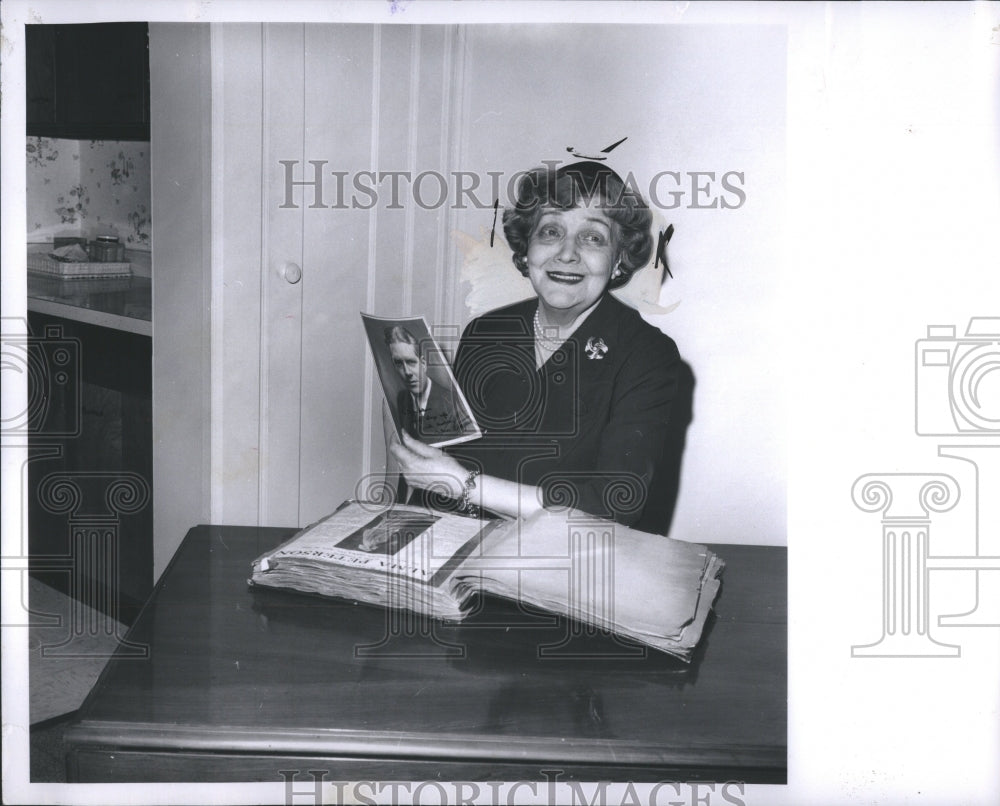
[
  {"xmin": 400, "ymin": 431, "xmax": 440, "ymax": 458},
  {"xmin": 390, "ymin": 435, "xmax": 432, "ymax": 469},
  {"xmin": 389, "ymin": 439, "xmax": 409, "ymax": 465},
  {"xmin": 390, "ymin": 435, "xmax": 464, "ymax": 498},
  {"xmin": 391, "ymin": 440, "xmax": 428, "ymax": 491}
]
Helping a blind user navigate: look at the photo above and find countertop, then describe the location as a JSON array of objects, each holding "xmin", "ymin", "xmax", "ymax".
[{"xmin": 26, "ymin": 245, "xmax": 151, "ymax": 336}]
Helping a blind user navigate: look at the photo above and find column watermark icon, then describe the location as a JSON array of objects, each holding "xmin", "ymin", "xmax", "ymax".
[
  {"xmin": 1, "ymin": 317, "xmax": 150, "ymax": 656},
  {"xmin": 852, "ymin": 317, "xmax": 1000, "ymax": 658}
]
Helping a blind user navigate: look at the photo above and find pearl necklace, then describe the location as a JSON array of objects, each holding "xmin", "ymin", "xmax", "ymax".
[{"xmin": 534, "ymin": 308, "xmax": 563, "ymax": 353}]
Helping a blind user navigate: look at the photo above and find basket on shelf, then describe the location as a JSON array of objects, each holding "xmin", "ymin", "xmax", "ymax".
[{"xmin": 27, "ymin": 251, "xmax": 132, "ymax": 279}]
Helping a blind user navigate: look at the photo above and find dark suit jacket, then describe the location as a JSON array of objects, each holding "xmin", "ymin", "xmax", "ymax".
[
  {"xmin": 448, "ymin": 293, "xmax": 680, "ymax": 531},
  {"xmin": 397, "ymin": 379, "xmax": 474, "ymax": 443}
]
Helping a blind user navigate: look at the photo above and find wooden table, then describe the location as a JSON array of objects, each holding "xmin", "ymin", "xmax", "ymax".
[{"xmin": 65, "ymin": 524, "xmax": 786, "ymax": 783}]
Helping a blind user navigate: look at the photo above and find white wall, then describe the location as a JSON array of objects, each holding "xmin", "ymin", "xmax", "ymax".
[
  {"xmin": 149, "ymin": 24, "xmax": 212, "ymax": 577},
  {"xmin": 452, "ymin": 25, "xmax": 787, "ymax": 546}
]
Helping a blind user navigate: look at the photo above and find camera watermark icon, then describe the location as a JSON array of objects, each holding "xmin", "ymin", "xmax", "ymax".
[
  {"xmin": 2, "ymin": 318, "xmax": 82, "ymax": 636},
  {"xmin": 3, "ymin": 318, "xmax": 151, "ymax": 654},
  {"xmin": 432, "ymin": 318, "xmax": 583, "ymax": 437},
  {"xmin": 915, "ymin": 318, "xmax": 1000, "ymax": 435},
  {"xmin": 852, "ymin": 317, "xmax": 1000, "ymax": 658},
  {"xmin": 1, "ymin": 320, "xmax": 81, "ymax": 437}
]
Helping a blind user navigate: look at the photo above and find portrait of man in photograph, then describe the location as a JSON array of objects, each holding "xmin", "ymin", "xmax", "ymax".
[{"xmin": 384, "ymin": 325, "xmax": 475, "ymax": 444}]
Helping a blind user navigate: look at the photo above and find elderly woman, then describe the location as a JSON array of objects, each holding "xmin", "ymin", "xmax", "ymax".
[{"xmin": 390, "ymin": 160, "xmax": 680, "ymax": 530}]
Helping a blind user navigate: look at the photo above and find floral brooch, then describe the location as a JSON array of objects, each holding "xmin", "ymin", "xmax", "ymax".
[{"xmin": 585, "ymin": 336, "xmax": 609, "ymax": 360}]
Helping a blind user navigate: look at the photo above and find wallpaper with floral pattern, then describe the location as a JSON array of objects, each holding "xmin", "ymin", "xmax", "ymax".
[{"xmin": 27, "ymin": 137, "xmax": 151, "ymax": 251}]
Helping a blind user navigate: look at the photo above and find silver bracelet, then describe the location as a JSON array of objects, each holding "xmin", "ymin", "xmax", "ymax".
[{"xmin": 460, "ymin": 469, "xmax": 481, "ymax": 515}]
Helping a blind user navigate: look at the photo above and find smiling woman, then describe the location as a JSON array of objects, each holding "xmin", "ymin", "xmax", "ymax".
[
  {"xmin": 527, "ymin": 203, "xmax": 617, "ymax": 323},
  {"xmin": 390, "ymin": 161, "xmax": 682, "ymax": 532}
]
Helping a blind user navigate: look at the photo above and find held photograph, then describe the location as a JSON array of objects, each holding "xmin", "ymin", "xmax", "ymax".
[
  {"xmin": 361, "ymin": 313, "xmax": 481, "ymax": 449},
  {"xmin": 2, "ymin": 2, "xmax": 998, "ymax": 806}
]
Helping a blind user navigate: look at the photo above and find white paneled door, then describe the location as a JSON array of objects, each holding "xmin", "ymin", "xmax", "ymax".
[{"xmin": 212, "ymin": 23, "xmax": 464, "ymax": 529}]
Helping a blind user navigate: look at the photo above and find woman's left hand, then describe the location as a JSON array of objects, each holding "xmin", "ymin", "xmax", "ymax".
[{"xmin": 389, "ymin": 432, "xmax": 467, "ymax": 499}]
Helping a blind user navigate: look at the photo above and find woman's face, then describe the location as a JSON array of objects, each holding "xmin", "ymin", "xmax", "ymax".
[{"xmin": 526, "ymin": 200, "xmax": 618, "ymax": 323}]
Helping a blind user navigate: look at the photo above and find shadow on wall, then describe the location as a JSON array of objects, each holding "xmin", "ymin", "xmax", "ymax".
[{"xmin": 636, "ymin": 359, "xmax": 694, "ymax": 537}]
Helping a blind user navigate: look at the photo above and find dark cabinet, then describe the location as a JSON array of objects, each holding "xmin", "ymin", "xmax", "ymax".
[
  {"xmin": 27, "ymin": 23, "xmax": 150, "ymax": 141},
  {"xmin": 27, "ymin": 313, "xmax": 153, "ymax": 626}
]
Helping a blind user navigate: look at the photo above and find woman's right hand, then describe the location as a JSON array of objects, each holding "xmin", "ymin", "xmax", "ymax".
[
  {"xmin": 384, "ymin": 399, "xmax": 543, "ymax": 521},
  {"xmin": 390, "ymin": 432, "xmax": 467, "ymax": 500}
]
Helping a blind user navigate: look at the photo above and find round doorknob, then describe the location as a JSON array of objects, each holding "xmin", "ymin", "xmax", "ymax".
[{"xmin": 280, "ymin": 262, "xmax": 302, "ymax": 284}]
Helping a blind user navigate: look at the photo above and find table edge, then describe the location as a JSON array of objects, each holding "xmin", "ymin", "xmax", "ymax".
[{"xmin": 65, "ymin": 719, "xmax": 785, "ymax": 772}]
